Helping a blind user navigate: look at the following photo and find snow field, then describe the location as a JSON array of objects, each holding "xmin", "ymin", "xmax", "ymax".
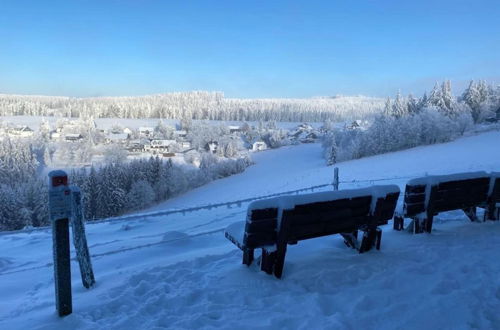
[{"xmin": 1, "ymin": 131, "xmax": 500, "ymax": 329}]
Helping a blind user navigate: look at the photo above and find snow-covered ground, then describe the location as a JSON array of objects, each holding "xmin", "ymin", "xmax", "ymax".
[{"xmin": 1, "ymin": 131, "xmax": 500, "ymax": 329}]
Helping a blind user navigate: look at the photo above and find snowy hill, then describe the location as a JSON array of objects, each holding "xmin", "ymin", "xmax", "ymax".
[{"xmin": 1, "ymin": 131, "xmax": 500, "ymax": 329}]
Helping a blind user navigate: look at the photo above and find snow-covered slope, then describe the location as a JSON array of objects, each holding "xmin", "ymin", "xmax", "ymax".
[{"xmin": 1, "ymin": 131, "xmax": 500, "ymax": 329}]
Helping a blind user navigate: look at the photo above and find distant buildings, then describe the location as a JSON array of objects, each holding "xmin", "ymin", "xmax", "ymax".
[
  {"xmin": 139, "ymin": 127, "xmax": 155, "ymax": 138},
  {"xmin": 7, "ymin": 125, "xmax": 34, "ymax": 138},
  {"xmin": 252, "ymin": 141, "xmax": 267, "ymax": 152},
  {"xmin": 144, "ymin": 139, "xmax": 177, "ymax": 154}
]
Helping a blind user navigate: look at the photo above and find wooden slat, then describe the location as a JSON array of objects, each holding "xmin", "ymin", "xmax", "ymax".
[
  {"xmin": 288, "ymin": 206, "xmax": 370, "ymax": 226},
  {"xmin": 287, "ymin": 215, "xmax": 369, "ymax": 241},
  {"xmin": 244, "ymin": 232, "xmax": 276, "ymax": 248},
  {"xmin": 250, "ymin": 208, "xmax": 278, "ymax": 221},
  {"xmin": 406, "ymin": 184, "xmax": 426, "ymax": 193},
  {"xmin": 437, "ymin": 177, "xmax": 489, "ymax": 190},
  {"xmin": 405, "ymin": 193, "xmax": 425, "ymax": 203},
  {"xmin": 245, "ymin": 218, "xmax": 277, "ymax": 233},
  {"xmin": 293, "ymin": 196, "xmax": 371, "ymax": 214}
]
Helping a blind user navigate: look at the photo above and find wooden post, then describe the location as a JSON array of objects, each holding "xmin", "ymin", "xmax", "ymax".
[
  {"xmin": 333, "ymin": 167, "xmax": 339, "ymax": 191},
  {"xmin": 70, "ymin": 186, "xmax": 95, "ymax": 289},
  {"xmin": 48, "ymin": 170, "xmax": 73, "ymax": 317},
  {"xmin": 273, "ymin": 213, "xmax": 291, "ymax": 279},
  {"xmin": 242, "ymin": 248, "xmax": 254, "ymax": 266}
]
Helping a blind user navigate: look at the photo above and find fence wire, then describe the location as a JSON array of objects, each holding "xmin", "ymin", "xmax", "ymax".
[{"xmin": 0, "ymin": 172, "xmax": 428, "ymax": 236}]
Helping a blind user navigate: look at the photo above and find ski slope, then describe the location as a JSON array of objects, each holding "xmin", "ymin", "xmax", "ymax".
[{"xmin": 1, "ymin": 131, "xmax": 500, "ymax": 329}]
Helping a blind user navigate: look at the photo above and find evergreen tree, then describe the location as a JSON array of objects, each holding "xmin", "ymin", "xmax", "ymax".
[
  {"xmin": 126, "ymin": 180, "xmax": 155, "ymax": 211},
  {"xmin": 383, "ymin": 98, "xmax": 392, "ymax": 116},
  {"xmin": 83, "ymin": 166, "xmax": 100, "ymax": 219},
  {"xmin": 462, "ymin": 80, "xmax": 482, "ymax": 122},
  {"xmin": 391, "ymin": 91, "xmax": 407, "ymax": 118},
  {"xmin": 407, "ymin": 93, "xmax": 420, "ymax": 115}
]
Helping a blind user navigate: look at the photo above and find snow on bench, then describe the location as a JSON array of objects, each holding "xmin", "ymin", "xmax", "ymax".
[
  {"xmin": 394, "ymin": 171, "xmax": 499, "ymax": 233},
  {"xmin": 225, "ymin": 185, "xmax": 400, "ymax": 278}
]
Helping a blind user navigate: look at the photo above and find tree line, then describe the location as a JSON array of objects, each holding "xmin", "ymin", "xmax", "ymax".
[
  {"xmin": 0, "ymin": 92, "xmax": 384, "ymax": 122},
  {"xmin": 323, "ymin": 80, "xmax": 500, "ymax": 165}
]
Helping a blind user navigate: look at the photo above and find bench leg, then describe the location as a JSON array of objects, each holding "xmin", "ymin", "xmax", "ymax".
[
  {"xmin": 393, "ymin": 215, "xmax": 404, "ymax": 231},
  {"xmin": 359, "ymin": 228, "xmax": 378, "ymax": 253},
  {"xmin": 242, "ymin": 248, "xmax": 254, "ymax": 266},
  {"xmin": 260, "ymin": 249, "xmax": 276, "ymax": 275},
  {"xmin": 484, "ymin": 203, "xmax": 500, "ymax": 221},
  {"xmin": 375, "ymin": 228, "xmax": 382, "ymax": 250},
  {"xmin": 408, "ymin": 217, "xmax": 425, "ymax": 234},
  {"xmin": 341, "ymin": 230, "xmax": 358, "ymax": 249},
  {"xmin": 411, "ymin": 218, "xmax": 421, "ymax": 234},
  {"xmin": 411, "ymin": 215, "xmax": 433, "ymax": 234},
  {"xmin": 424, "ymin": 214, "xmax": 434, "ymax": 233},
  {"xmin": 273, "ymin": 244, "xmax": 288, "ymax": 279},
  {"xmin": 463, "ymin": 207, "xmax": 478, "ymax": 222}
]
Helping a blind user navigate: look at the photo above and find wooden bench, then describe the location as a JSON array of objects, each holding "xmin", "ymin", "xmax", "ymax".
[
  {"xmin": 225, "ymin": 185, "xmax": 400, "ymax": 279},
  {"xmin": 393, "ymin": 172, "xmax": 496, "ymax": 233}
]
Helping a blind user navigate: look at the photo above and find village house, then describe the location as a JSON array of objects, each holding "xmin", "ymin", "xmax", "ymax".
[
  {"xmin": 144, "ymin": 139, "xmax": 176, "ymax": 154},
  {"xmin": 65, "ymin": 133, "xmax": 84, "ymax": 142},
  {"xmin": 173, "ymin": 130, "xmax": 187, "ymax": 139},
  {"xmin": 252, "ymin": 141, "xmax": 267, "ymax": 152},
  {"xmin": 180, "ymin": 141, "xmax": 191, "ymax": 149},
  {"xmin": 126, "ymin": 140, "xmax": 145, "ymax": 153},
  {"xmin": 228, "ymin": 125, "xmax": 242, "ymax": 134},
  {"xmin": 301, "ymin": 132, "xmax": 318, "ymax": 143},
  {"xmin": 50, "ymin": 131, "xmax": 61, "ymax": 140},
  {"xmin": 205, "ymin": 141, "xmax": 218, "ymax": 154},
  {"xmin": 8, "ymin": 125, "xmax": 34, "ymax": 138},
  {"xmin": 105, "ymin": 133, "xmax": 130, "ymax": 144},
  {"xmin": 139, "ymin": 127, "xmax": 155, "ymax": 138}
]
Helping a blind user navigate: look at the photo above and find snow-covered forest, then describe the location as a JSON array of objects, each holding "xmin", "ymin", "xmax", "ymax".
[
  {"xmin": 322, "ymin": 80, "xmax": 500, "ymax": 164},
  {"xmin": 0, "ymin": 145, "xmax": 251, "ymax": 231},
  {"xmin": 0, "ymin": 92, "xmax": 384, "ymax": 122}
]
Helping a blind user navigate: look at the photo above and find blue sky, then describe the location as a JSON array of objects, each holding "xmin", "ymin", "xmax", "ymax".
[{"xmin": 0, "ymin": 0, "xmax": 499, "ymax": 98}]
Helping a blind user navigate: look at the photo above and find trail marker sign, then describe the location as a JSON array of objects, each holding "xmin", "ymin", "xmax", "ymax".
[
  {"xmin": 48, "ymin": 170, "xmax": 73, "ymax": 317},
  {"xmin": 48, "ymin": 170, "xmax": 95, "ymax": 317}
]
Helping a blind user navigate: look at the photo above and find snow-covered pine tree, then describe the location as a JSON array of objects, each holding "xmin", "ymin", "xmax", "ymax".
[
  {"xmin": 383, "ymin": 97, "xmax": 392, "ymax": 116},
  {"xmin": 391, "ymin": 91, "xmax": 407, "ymax": 118},
  {"xmin": 126, "ymin": 180, "xmax": 155, "ymax": 211},
  {"xmin": 462, "ymin": 80, "xmax": 482, "ymax": 122},
  {"xmin": 407, "ymin": 93, "xmax": 420, "ymax": 115},
  {"xmin": 440, "ymin": 80, "xmax": 457, "ymax": 117}
]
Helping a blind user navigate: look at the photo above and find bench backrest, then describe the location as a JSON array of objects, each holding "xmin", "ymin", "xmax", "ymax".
[
  {"xmin": 403, "ymin": 172, "xmax": 490, "ymax": 217},
  {"xmin": 244, "ymin": 207, "xmax": 278, "ymax": 249},
  {"xmin": 244, "ymin": 185, "xmax": 400, "ymax": 248},
  {"xmin": 283, "ymin": 195, "xmax": 372, "ymax": 242}
]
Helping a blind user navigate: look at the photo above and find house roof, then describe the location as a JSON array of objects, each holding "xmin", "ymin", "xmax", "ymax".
[
  {"xmin": 13, "ymin": 125, "xmax": 33, "ymax": 132},
  {"xmin": 107, "ymin": 133, "xmax": 129, "ymax": 141},
  {"xmin": 150, "ymin": 139, "xmax": 176, "ymax": 146}
]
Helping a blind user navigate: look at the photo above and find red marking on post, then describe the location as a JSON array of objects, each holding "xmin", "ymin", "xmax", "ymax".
[{"xmin": 52, "ymin": 176, "xmax": 68, "ymax": 187}]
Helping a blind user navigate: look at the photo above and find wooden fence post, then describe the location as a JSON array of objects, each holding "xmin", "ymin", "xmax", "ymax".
[
  {"xmin": 333, "ymin": 167, "xmax": 339, "ymax": 191},
  {"xmin": 70, "ymin": 186, "xmax": 95, "ymax": 289},
  {"xmin": 48, "ymin": 170, "xmax": 73, "ymax": 317}
]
